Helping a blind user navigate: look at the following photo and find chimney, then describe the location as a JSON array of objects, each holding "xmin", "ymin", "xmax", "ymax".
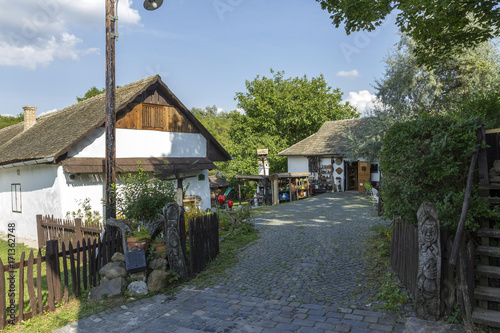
[{"xmin": 23, "ymin": 106, "xmax": 37, "ymax": 131}]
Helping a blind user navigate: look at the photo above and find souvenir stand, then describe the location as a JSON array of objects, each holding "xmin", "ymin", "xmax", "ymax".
[{"xmin": 270, "ymin": 172, "xmax": 311, "ymax": 205}]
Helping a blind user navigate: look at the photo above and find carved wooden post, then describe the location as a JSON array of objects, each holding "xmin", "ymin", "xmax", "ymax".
[
  {"xmin": 160, "ymin": 203, "xmax": 188, "ymax": 281},
  {"xmin": 416, "ymin": 202, "xmax": 441, "ymax": 321}
]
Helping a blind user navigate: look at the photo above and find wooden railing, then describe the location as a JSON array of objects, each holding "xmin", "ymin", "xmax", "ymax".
[
  {"xmin": 36, "ymin": 215, "xmax": 103, "ymax": 250},
  {"xmin": 188, "ymin": 213, "xmax": 219, "ymax": 276},
  {"xmin": 0, "ymin": 233, "xmax": 122, "ymax": 329}
]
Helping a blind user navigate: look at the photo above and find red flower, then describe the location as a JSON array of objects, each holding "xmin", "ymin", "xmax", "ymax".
[
  {"xmin": 228, "ymin": 200, "xmax": 233, "ymax": 208},
  {"xmin": 218, "ymin": 195, "xmax": 225, "ymax": 204}
]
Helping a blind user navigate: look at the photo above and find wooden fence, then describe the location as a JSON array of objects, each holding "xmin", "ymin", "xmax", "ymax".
[
  {"xmin": 36, "ymin": 215, "xmax": 103, "ymax": 249},
  {"xmin": 0, "ymin": 232, "xmax": 122, "ymax": 329},
  {"xmin": 391, "ymin": 219, "xmax": 475, "ymax": 317},
  {"xmin": 390, "ymin": 220, "xmax": 419, "ymax": 296},
  {"xmin": 188, "ymin": 213, "xmax": 219, "ymax": 276}
]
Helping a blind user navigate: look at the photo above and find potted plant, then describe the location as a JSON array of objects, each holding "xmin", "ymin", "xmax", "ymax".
[
  {"xmin": 126, "ymin": 226, "xmax": 152, "ymax": 250},
  {"xmin": 152, "ymin": 234, "xmax": 167, "ymax": 259}
]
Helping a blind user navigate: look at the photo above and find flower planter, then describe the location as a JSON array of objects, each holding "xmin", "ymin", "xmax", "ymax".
[
  {"xmin": 126, "ymin": 237, "xmax": 149, "ymax": 251},
  {"xmin": 153, "ymin": 243, "xmax": 167, "ymax": 259}
]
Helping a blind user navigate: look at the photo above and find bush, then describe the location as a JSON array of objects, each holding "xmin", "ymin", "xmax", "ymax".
[
  {"xmin": 112, "ymin": 163, "xmax": 176, "ymax": 223},
  {"xmin": 380, "ymin": 116, "xmax": 493, "ymax": 231}
]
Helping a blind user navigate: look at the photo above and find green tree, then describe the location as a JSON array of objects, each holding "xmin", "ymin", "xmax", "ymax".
[
  {"xmin": 227, "ymin": 69, "xmax": 358, "ymax": 175},
  {"xmin": 316, "ymin": 0, "xmax": 500, "ymax": 64},
  {"xmin": 0, "ymin": 113, "xmax": 23, "ymax": 130},
  {"xmin": 77, "ymin": 86, "xmax": 105, "ymax": 102},
  {"xmin": 190, "ymin": 105, "xmax": 234, "ymax": 153},
  {"xmin": 344, "ymin": 37, "xmax": 500, "ymax": 162}
]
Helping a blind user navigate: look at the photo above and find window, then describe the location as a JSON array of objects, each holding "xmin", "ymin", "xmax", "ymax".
[
  {"xmin": 142, "ymin": 104, "xmax": 164, "ymax": 130},
  {"xmin": 11, "ymin": 183, "xmax": 21, "ymax": 213},
  {"xmin": 370, "ymin": 164, "xmax": 379, "ymax": 173}
]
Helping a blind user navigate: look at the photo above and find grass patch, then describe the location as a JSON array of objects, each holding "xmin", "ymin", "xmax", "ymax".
[{"xmin": 354, "ymin": 222, "xmax": 412, "ymax": 313}]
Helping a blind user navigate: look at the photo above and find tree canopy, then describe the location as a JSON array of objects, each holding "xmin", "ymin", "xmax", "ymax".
[
  {"xmin": 227, "ymin": 70, "xmax": 358, "ymax": 175},
  {"xmin": 77, "ymin": 86, "xmax": 105, "ymax": 102},
  {"xmin": 316, "ymin": 0, "xmax": 500, "ymax": 64},
  {"xmin": 344, "ymin": 37, "xmax": 500, "ymax": 162},
  {"xmin": 0, "ymin": 113, "xmax": 23, "ymax": 130}
]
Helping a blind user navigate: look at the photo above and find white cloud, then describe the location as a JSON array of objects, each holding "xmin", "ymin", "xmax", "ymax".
[
  {"xmin": 344, "ymin": 90, "xmax": 380, "ymax": 116},
  {"xmin": 38, "ymin": 108, "xmax": 59, "ymax": 117},
  {"xmin": 337, "ymin": 70, "xmax": 359, "ymax": 78},
  {"xmin": 0, "ymin": 0, "xmax": 140, "ymax": 69}
]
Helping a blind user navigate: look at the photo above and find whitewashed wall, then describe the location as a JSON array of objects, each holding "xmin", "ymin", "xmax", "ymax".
[
  {"xmin": 286, "ymin": 155, "xmax": 380, "ymax": 192},
  {"xmin": 68, "ymin": 128, "xmax": 207, "ymax": 158},
  {"xmin": 287, "ymin": 156, "xmax": 308, "ymax": 173}
]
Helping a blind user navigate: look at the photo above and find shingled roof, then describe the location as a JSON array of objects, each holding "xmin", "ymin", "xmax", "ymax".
[
  {"xmin": 0, "ymin": 75, "xmax": 230, "ymax": 166},
  {"xmin": 277, "ymin": 117, "xmax": 372, "ymax": 156}
]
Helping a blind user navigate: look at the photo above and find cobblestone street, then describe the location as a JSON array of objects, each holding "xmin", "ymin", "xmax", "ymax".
[{"xmin": 56, "ymin": 192, "xmax": 412, "ymax": 333}]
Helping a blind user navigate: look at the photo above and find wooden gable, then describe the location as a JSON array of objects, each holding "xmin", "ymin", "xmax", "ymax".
[{"xmin": 117, "ymin": 103, "xmax": 199, "ymax": 133}]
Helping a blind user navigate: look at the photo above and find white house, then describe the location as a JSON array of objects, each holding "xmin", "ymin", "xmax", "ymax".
[
  {"xmin": 0, "ymin": 75, "xmax": 231, "ymax": 243},
  {"xmin": 277, "ymin": 118, "xmax": 380, "ymax": 193}
]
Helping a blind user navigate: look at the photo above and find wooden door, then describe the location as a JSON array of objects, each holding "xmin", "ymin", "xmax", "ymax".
[
  {"xmin": 358, "ymin": 161, "xmax": 370, "ymax": 194},
  {"xmin": 347, "ymin": 162, "xmax": 358, "ymax": 191}
]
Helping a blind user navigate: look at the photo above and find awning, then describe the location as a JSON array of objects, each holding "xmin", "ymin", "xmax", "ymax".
[{"xmin": 61, "ymin": 157, "xmax": 217, "ymax": 175}]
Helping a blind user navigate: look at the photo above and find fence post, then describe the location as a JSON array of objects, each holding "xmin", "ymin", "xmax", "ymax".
[
  {"xmin": 36, "ymin": 215, "xmax": 44, "ymax": 249},
  {"xmin": 75, "ymin": 218, "xmax": 83, "ymax": 245},
  {"xmin": 45, "ymin": 240, "xmax": 56, "ymax": 312}
]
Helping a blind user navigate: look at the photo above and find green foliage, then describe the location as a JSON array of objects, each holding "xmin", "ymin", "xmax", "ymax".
[
  {"xmin": 0, "ymin": 113, "xmax": 23, "ymax": 130},
  {"xmin": 380, "ymin": 116, "xmax": 492, "ymax": 231},
  {"xmin": 344, "ymin": 37, "xmax": 500, "ymax": 162},
  {"xmin": 76, "ymin": 86, "xmax": 105, "ymax": 102},
  {"xmin": 112, "ymin": 163, "xmax": 176, "ymax": 223},
  {"xmin": 226, "ymin": 69, "xmax": 358, "ymax": 175},
  {"xmin": 190, "ymin": 105, "xmax": 235, "ymax": 151},
  {"xmin": 316, "ymin": 0, "xmax": 500, "ymax": 65},
  {"xmin": 65, "ymin": 197, "xmax": 103, "ymax": 227}
]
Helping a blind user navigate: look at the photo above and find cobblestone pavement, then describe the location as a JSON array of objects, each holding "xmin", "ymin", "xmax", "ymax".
[{"xmin": 56, "ymin": 192, "xmax": 412, "ymax": 333}]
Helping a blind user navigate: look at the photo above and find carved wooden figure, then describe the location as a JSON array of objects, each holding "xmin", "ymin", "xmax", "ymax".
[
  {"xmin": 416, "ymin": 202, "xmax": 441, "ymax": 321},
  {"xmin": 160, "ymin": 202, "xmax": 188, "ymax": 281}
]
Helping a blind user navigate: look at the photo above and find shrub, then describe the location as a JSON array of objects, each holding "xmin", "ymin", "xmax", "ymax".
[
  {"xmin": 112, "ymin": 163, "xmax": 176, "ymax": 223},
  {"xmin": 380, "ymin": 116, "xmax": 493, "ymax": 231}
]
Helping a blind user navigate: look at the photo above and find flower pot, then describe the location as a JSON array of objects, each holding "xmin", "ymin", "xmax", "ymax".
[
  {"xmin": 154, "ymin": 243, "xmax": 167, "ymax": 259},
  {"xmin": 127, "ymin": 237, "xmax": 149, "ymax": 251}
]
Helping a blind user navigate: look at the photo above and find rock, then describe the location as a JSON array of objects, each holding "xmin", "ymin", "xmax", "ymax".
[
  {"xmin": 494, "ymin": 160, "xmax": 500, "ymax": 173},
  {"xmin": 99, "ymin": 262, "xmax": 127, "ymax": 280},
  {"xmin": 129, "ymin": 271, "xmax": 147, "ymax": 282},
  {"xmin": 127, "ymin": 281, "xmax": 148, "ymax": 296},
  {"xmin": 403, "ymin": 317, "xmax": 465, "ymax": 333},
  {"xmin": 111, "ymin": 252, "xmax": 126, "ymax": 263},
  {"xmin": 147, "ymin": 269, "xmax": 173, "ymax": 291},
  {"xmin": 148, "ymin": 258, "xmax": 168, "ymax": 271},
  {"xmin": 88, "ymin": 277, "xmax": 127, "ymax": 301}
]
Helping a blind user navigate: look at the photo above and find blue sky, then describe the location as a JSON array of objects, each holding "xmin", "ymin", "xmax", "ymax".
[{"xmin": 0, "ymin": 0, "xmax": 401, "ymax": 118}]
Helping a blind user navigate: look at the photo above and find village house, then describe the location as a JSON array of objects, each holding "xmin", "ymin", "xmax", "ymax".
[
  {"xmin": 277, "ymin": 117, "xmax": 379, "ymax": 194},
  {"xmin": 0, "ymin": 75, "xmax": 231, "ymax": 243}
]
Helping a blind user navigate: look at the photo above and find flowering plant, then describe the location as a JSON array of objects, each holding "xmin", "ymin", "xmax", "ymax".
[
  {"xmin": 218, "ymin": 195, "xmax": 225, "ymax": 204},
  {"xmin": 228, "ymin": 200, "xmax": 233, "ymax": 209}
]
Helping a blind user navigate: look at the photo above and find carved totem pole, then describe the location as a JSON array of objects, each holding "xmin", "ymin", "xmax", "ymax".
[
  {"xmin": 416, "ymin": 202, "xmax": 441, "ymax": 321},
  {"xmin": 159, "ymin": 202, "xmax": 188, "ymax": 282}
]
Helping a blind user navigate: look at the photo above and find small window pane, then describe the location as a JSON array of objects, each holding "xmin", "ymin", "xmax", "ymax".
[{"xmin": 11, "ymin": 183, "xmax": 21, "ymax": 213}]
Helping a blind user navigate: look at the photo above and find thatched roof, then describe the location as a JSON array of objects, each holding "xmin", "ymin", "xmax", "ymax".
[
  {"xmin": 277, "ymin": 118, "xmax": 372, "ymax": 156},
  {"xmin": 0, "ymin": 75, "xmax": 230, "ymax": 166}
]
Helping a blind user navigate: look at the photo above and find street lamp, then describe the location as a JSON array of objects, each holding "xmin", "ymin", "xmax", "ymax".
[{"xmin": 105, "ymin": 0, "xmax": 162, "ymax": 219}]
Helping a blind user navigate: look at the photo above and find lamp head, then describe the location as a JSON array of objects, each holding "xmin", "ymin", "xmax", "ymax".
[{"xmin": 143, "ymin": 0, "xmax": 163, "ymax": 10}]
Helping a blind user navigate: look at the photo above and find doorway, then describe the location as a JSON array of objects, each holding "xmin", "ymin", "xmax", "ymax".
[{"xmin": 346, "ymin": 161, "xmax": 358, "ymax": 191}]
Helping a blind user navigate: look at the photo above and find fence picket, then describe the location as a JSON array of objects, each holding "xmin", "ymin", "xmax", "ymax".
[
  {"xmin": 45, "ymin": 242, "xmax": 55, "ymax": 312},
  {"xmin": 62, "ymin": 242, "xmax": 69, "ymax": 302},
  {"xmin": 76, "ymin": 241, "xmax": 81, "ymax": 297},
  {"xmin": 27, "ymin": 251, "xmax": 37, "ymax": 317},
  {"xmin": 36, "ymin": 249, "xmax": 42, "ymax": 315},
  {"xmin": 69, "ymin": 242, "xmax": 77, "ymax": 297},
  {"xmin": 0, "ymin": 257, "xmax": 5, "ymax": 329},
  {"xmin": 18, "ymin": 251, "xmax": 25, "ymax": 322},
  {"xmin": 82, "ymin": 238, "xmax": 87, "ymax": 290}
]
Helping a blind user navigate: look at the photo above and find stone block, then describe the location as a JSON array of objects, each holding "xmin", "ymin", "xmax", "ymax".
[
  {"xmin": 99, "ymin": 261, "xmax": 127, "ymax": 280},
  {"xmin": 127, "ymin": 281, "xmax": 148, "ymax": 296},
  {"xmin": 88, "ymin": 277, "xmax": 127, "ymax": 301},
  {"xmin": 149, "ymin": 258, "xmax": 168, "ymax": 271},
  {"xmin": 112, "ymin": 252, "xmax": 126, "ymax": 263}
]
